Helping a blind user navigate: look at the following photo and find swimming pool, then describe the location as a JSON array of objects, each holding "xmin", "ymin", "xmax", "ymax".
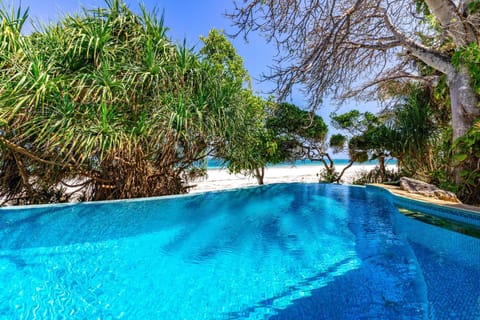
[{"xmin": 0, "ymin": 183, "xmax": 478, "ymax": 319}]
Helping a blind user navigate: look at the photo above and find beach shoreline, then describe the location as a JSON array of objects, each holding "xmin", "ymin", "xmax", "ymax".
[{"xmin": 190, "ymin": 164, "xmax": 397, "ymax": 193}]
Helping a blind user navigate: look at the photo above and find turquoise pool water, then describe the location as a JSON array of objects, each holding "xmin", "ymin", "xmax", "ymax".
[{"xmin": 0, "ymin": 183, "xmax": 479, "ymax": 319}]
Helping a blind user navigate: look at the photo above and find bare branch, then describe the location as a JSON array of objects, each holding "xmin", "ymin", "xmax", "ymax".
[
  {"xmin": 383, "ymin": 10, "xmax": 454, "ymax": 74},
  {"xmin": 229, "ymin": 0, "xmax": 480, "ymax": 139},
  {"xmin": 342, "ymin": 71, "xmax": 440, "ymax": 100},
  {"xmin": 228, "ymin": 1, "xmax": 413, "ymax": 105},
  {"xmin": 424, "ymin": 0, "xmax": 474, "ymax": 46}
]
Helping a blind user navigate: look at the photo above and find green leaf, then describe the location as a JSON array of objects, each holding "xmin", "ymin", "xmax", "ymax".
[
  {"xmin": 460, "ymin": 169, "xmax": 470, "ymax": 177},
  {"xmin": 453, "ymin": 153, "xmax": 468, "ymax": 162}
]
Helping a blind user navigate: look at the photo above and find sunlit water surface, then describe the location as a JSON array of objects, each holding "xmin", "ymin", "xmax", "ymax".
[{"xmin": 0, "ymin": 183, "xmax": 479, "ymax": 319}]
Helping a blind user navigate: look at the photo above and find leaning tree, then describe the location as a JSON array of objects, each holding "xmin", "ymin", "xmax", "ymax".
[{"xmin": 229, "ymin": 0, "xmax": 480, "ymax": 145}]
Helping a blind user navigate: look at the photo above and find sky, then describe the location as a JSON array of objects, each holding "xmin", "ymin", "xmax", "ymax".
[{"xmin": 8, "ymin": 0, "xmax": 375, "ymax": 156}]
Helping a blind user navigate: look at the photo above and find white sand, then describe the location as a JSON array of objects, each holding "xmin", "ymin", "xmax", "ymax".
[{"xmin": 189, "ymin": 164, "xmax": 397, "ymax": 193}]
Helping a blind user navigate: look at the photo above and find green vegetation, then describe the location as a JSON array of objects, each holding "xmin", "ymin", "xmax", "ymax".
[
  {"xmin": 221, "ymin": 101, "xmax": 330, "ymax": 185},
  {"xmin": 219, "ymin": 94, "xmax": 277, "ymax": 185},
  {"xmin": 230, "ymin": 1, "xmax": 480, "ymax": 204},
  {"xmin": 330, "ymin": 110, "xmax": 390, "ymax": 181},
  {"xmin": 199, "ymin": 29, "xmax": 277, "ymax": 185},
  {"xmin": 0, "ymin": 1, "xmax": 264, "ymax": 203},
  {"xmin": 267, "ymin": 102, "xmax": 336, "ymax": 181},
  {"xmin": 266, "ymin": 102, "xmax": 327, "ymax": 161},
  {"xmin": 333, "ymin": 81, "xmax": 479, "ymax": 203},
  {"xmin": 452, "ymin": 121, "xmax": 480, "ymax": 203},
  {"xmin": 2, "ymin": 0, "xmax": 480, "ymax": 205}
]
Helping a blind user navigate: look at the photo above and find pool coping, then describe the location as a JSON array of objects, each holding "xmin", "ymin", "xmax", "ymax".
[{"xmin": 367, "ymin": 184, "xmax": 480, "ymax": 227}]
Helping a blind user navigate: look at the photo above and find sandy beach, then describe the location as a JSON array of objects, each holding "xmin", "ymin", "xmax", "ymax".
[{"xmin": 190, "ymin": 164, "xmax": 397, "ymax": 193}]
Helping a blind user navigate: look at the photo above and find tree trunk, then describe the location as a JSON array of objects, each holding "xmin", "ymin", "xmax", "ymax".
[
  {"xmin": 378, "ymin": 155, "xmax": 386, "ymax": 181},
  {"xmin": 446, "ymin": 68, "xmax": 480, "ymax": 183},
  {"xmin": 254, "ymin": 167, "xmax": 265, "ymax": 185},
  {"xmin": 424, "ymin": 0, "xmax": 475, "ymax": 46},
  {"xmin": 336, "ymin": 160, "xmax": 354, "ymax": 183},
  {"xmin": 384, "ymin": 5, "xmax": 480, "ymax": 140},
  {"xmin": 448, "ymin": 68, "xmax": 480, "ymax": 140}
]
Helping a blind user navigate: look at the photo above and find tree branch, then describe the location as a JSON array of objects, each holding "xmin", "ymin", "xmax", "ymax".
[
  {"xmin": 342, "ymin": 72, "xmax": 439, "ymax": 99},
  {"xmin": 383, "ymin": 10, "xmax": 455, "ymax": 75},
  {"xmin": 0, "ymin": 136, "xmax": 111, "ymax": 184},
  {"xmin": 0, "ymin": 136, "xmax": 64, "ymax": 167},
  {"xmin": 424, "ymin": 0, "xmax": 471, "ymax": 46}
]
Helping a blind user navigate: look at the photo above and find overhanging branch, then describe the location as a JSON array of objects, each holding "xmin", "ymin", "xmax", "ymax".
[{"xmin": 383, "ymin": 9, "xmax": 454, "ymax": 75}]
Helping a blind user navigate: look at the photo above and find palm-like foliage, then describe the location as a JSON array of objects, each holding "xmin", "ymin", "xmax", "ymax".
[
  {"xmin": 0, "ymin": 1, "xmax": 248, "ymax": 203},
  {"xmin": 387, "ymin": 85, "xmax": 440, "ymax": 179}
]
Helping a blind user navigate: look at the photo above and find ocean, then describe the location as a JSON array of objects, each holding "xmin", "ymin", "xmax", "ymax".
[{"xmin": 205, "ymin": 158, "xmax": 397, "ymax": 169}]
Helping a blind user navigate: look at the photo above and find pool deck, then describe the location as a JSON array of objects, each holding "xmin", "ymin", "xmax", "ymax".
[{"xmin": 370, "ymin": 184, "xmax": 480, "ymax": 215}]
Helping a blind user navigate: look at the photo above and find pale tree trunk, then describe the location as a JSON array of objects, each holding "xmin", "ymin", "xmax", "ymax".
[
  {"xmin": 423, "ymin": 0, "xmax": 480, "ymax": 139},
  {"xmin": 447, "ymin": 69, "xmax": 480, "ymax": 183},
  {"xmin": 424, "ymin": 0, "xmax": 476, "ymax": 46},
  {"xmin": 447, "ymin": 68, "xmax": 480, "ymax": 140},
  {"xmin": 384, "ymin": 7, "xmax": 480, "ymax": 141},
  {"xmin": 384, "ymin": 6, "xmax": 480, "ymax": 186},
  {"xmin": 426, "ymin": 0, "xmax": 480, "ymax": 187}
]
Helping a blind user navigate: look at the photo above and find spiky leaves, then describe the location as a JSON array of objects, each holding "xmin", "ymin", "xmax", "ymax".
[{"xmin": 0, "ymin": 2, "xmax": 251, "ymax": 203}]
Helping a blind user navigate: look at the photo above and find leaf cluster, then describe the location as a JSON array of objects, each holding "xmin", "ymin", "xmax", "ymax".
[
  {"xmin": 452, "ymin": 120, "xmax": 480, "ymax": 203},
  {"xmin": 453, "ymin": 42, "xmax": 480, "ymax": 92},
  {"xmin": 267, "ymin": 102, "xmax": 327, "ymax": 141},
  {"xmin": 0, "ymin": 1, "xmax": 254, "ymax": 203}
]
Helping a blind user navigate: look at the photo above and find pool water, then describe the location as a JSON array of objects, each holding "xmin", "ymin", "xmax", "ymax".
[{"xmin": 0, "ymin": 183, "xmax": 479, "ymax": 319}]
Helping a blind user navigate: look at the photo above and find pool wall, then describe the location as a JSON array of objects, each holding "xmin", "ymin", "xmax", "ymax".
[{"xmin": 367, "ymin": 185, "xmax": 480, "ymax": 228}]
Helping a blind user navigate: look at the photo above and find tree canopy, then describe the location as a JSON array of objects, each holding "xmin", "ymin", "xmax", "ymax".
[
  {"xmin": 229, "ymin": 1, "xmax": 480, "ymax": 141},
  {"xmin": 0, "ymin": 1, "xmax": 256, "ymax": 203},
  {"xmin": 230, "ymin": 0, "xmax": 480, "ymax": 202},
  {"xmin": 267, "ymin": 102, "xmax": 327, "ymax": 160}
]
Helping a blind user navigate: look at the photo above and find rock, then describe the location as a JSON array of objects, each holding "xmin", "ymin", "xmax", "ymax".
[
  {"xmin": 399, "ymin": 177, "xmax": 461, "ymax": 203},
  {"xmin": 433, "ymin": 189, "xmax": 461, "ymax": 203}
]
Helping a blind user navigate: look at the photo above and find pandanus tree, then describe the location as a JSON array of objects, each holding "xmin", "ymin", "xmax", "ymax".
[
  {"xmin": 387, "ymin": 85, "xmax": 441, "ymax": 178},
  {"xmin": 0, "ymin": 1, "xmax": 251, "ymax": 203}
]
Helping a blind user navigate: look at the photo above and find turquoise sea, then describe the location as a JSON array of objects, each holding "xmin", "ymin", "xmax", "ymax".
[{"xmin": 206, "ymin": 158, "xmax": 397, "ymax": 169}]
